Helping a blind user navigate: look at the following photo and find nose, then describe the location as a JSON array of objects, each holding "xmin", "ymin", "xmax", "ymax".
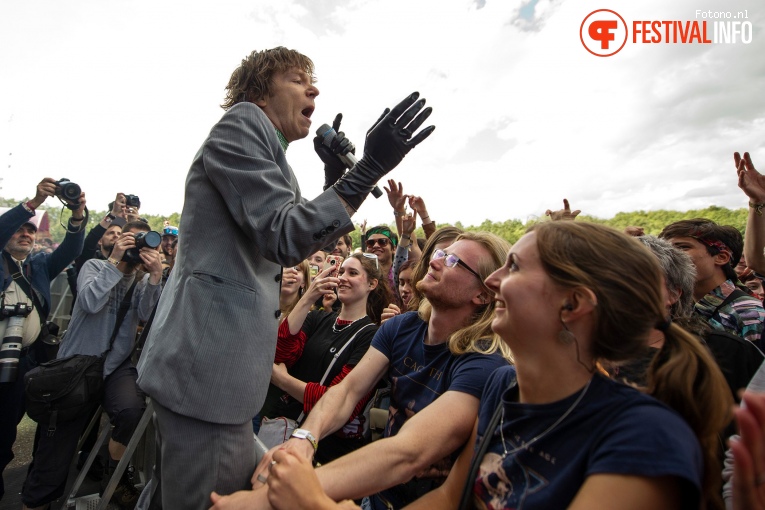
[{"xmin": 308, "ymin": 84, "xmax": 319, "ymax": 98}]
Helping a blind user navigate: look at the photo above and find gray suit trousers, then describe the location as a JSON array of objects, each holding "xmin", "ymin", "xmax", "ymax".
[{"xmin": 150, "ymin": 400, "xmax": 256, "ymax": 509}]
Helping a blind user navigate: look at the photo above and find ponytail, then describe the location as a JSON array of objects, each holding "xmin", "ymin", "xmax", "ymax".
[{"xmin": 647, "ymin": 324, "xmax": 733, "ymax": 510}]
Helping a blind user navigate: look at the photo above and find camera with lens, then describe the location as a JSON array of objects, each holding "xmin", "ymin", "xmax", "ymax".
[
  {"xmin": 0, "ymin": 300, "xmax": 33, "ymax": 383},
  {"xmin": 124, "ymin": 194, "xmax": 141, "ymax": 208},
  {"xmin": 1, "ymin": 301, "xmax": 33, "ymax": 320},
  {"xmin": 55, "ymin": 178, "xmax": 81, "ymax": 210},
  {"xmin": 122, "ymin": 230, "xmax": 161, "ymax": 265}
]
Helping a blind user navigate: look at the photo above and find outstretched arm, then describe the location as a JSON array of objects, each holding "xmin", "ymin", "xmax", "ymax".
[{"xmin": 315, "ymin": 390, "xmax": 480, "ymax": 502}]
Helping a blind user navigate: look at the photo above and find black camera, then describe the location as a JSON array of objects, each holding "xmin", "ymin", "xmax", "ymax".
[
  {"xmin": 55, "ymin": 178, "xmax": 81, "ymax": 210},
  {"xmin": 122, "ymin": 231, "xmax": 161, "ymax": 265},
  {"xmin": 0, "ymin": 301, "xmax": 33, "ymax": 320},
  {"xmin": 124, "ymin": 194, "xmax": 141, "ymax": 208}
]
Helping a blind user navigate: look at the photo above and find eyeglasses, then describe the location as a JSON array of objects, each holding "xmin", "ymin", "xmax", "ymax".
[
  {"xmin": 431, "ymin": 249, "xmax": 488, "ymax": 288},
  {"xmin": 362, "ymin": 252, "xmax": 380, "ymax": 270},
  {"xmin": 366, "ymin": 237, "xmax": 390, "ymax": 249}
]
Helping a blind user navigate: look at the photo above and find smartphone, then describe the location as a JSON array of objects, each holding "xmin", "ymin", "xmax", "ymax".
[
  {"xmin": 324, "ymin": 255, "xmax": 344, "ymax": 277},
  {"xmin": 310, "ymin": 264, "xmax": 320, "ymax": 278}
]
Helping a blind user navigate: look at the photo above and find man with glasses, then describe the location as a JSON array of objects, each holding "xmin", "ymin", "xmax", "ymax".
[
  {"xmin": 364, "ymin": 225, "xmax": 398, "ymax": 297},
  {"xmin": 240, "ymin": 232, "xmax": 511, "ymax": 510}
]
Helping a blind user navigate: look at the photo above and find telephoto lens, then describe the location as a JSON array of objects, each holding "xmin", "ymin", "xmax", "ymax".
[{"xmin": 0, "ymin": 315, "xmax": 25, "ymax": 383}]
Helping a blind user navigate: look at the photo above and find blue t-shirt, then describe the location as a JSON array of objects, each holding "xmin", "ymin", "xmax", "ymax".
[
  {"xmin": 369, "ymin": 312, "xmax": 509, "ymax": 509},
  {"xmin": 472, "ymin": 367, "xmax": 703, "ymax": 510}
]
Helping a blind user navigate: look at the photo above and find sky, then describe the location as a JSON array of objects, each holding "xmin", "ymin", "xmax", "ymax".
[{"xmin": 1, "ymin": 0, "xmax": 764, "ymax": 228}]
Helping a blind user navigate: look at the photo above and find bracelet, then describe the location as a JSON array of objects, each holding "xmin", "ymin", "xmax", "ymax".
[
  {"xmin": 421, "ymin": 215, "xmax": 432, "ymax": 224},
  {"xmin": 393, "ymin": 210, "xmax": 406, "ymax": 217},
  {"xmin": 107, "ymin": 257, "xmax": 120, "ymax": 266},
  {"xmin": 750, "ymin": 202, "xmax": 765, "ymax": 217},
  {"xmin": 106, "ymin": 212, "xmax": 116, "ymax": 220},
  {"xmin": 401, "ymin": 234, "xmax": 411, "ymax": 240}
]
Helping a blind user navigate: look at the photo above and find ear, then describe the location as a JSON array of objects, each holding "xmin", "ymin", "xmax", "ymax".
[
  {"xmin": 713, "ymin": 250, "xmax": 731, "ymax": 267},
  {"xmin": 254, "ymin": 96, "xmax": 267, "ymax": 107},
  {"xmin": 368, "ymin": 278, "xmax": 378, "ymax": 291},
  {"xmin": 471, "ymin": 289, "xmax": 490, "ymax": 307},
  {"xmin": 560, "ymin": 287, "xmax": 598, "ymax": 320}
]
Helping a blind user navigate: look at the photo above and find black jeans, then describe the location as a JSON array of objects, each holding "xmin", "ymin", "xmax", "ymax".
[{"xmin": 0, "ymin": 342, "xmax": 44, "ymax": 502}]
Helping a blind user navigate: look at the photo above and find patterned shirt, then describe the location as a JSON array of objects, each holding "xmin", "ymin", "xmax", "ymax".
[{"xmin": 695, "ymin": 279, "xmax": 765, "ymax": 343}]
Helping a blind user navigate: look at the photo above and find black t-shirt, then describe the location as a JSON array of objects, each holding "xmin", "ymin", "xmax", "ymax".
[{"xmin": 260, "ymin": 311, "xmax": 376, "ymax": 463}]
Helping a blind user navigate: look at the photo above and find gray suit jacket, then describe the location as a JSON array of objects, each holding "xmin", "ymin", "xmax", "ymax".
[{"xmin": 137, "ymin": 102, "xmax": 354, "ymax": 424}]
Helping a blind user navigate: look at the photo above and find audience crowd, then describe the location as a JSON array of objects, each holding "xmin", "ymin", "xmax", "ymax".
[{"xmin": 3, "ymin": 48, "xmax": 765, "ymax": 510}]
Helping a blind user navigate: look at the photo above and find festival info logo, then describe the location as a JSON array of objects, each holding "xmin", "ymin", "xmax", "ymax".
[
  {"xmin": 581, "ymin": 9, "xmax": 753, "ymax": 56},
  {"xmin": 581, "ymin": 9, "xmax": 628, "ymax": 57}
]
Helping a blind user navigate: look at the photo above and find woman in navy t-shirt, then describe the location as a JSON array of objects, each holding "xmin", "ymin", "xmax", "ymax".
[{"xmin": 403, "ymin": 221, "xmax": 733, "ymax": 510}]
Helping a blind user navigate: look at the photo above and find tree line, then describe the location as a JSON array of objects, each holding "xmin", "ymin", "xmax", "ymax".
[{"xmin": 0, "ymin": 196, "xmax": 748, "ymax": 247}]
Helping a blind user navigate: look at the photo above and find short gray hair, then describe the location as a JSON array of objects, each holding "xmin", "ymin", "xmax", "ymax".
[{"xmin": 636, "ymin": 235, "xmax": 697, "ymax": 318}]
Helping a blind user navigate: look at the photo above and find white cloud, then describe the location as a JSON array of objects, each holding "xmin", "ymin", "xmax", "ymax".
[{"xmin": 1, "ymin": 0, "xmax": 763, "ymax": 227}]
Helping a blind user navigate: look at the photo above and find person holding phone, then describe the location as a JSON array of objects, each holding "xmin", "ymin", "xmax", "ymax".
[{"xmin": 259, "ymin": 253, "xmax": 393, "ymax": 464}]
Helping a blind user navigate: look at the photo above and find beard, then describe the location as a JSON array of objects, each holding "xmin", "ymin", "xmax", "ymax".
[{"xmin": 6, "ymin": 240, "xmax": 34, "ymax": 259}]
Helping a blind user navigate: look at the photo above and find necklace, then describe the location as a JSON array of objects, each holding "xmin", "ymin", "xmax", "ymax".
[
  {"xmin": 332, "ymin": 315, "xmax": 367, "ymax": 333},
  {"xmin": 498, "ymin": 378, "xmax": 592, "ymax": 459}
]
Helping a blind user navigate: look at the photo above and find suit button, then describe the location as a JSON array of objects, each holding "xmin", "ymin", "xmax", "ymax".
[
  {"xmin": 313, "ymin": 233, "xmax": 320, "ymax": 241},
  {"xmin": 320, "ymin": 229, "xmax": 327, "ymax": 237},
  {"xmin": 327, "ymin": 226, "xmax": 335, "ymax": 233},
  {"xmin": 332, "ymin": 220, "xmax": 340, "ymax": 228},
  {"xmin": 274, "ymin": 273, "xmax": 281, "ymax": 282},
  {"xmin": 274, "ymin": 310, "xmax": 281, "ymax": 319}
]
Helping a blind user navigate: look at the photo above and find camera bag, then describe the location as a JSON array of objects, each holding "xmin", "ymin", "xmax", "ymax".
[{"xmin": 24, "ymin": 281, "xmax": 136, "ymax": 436}]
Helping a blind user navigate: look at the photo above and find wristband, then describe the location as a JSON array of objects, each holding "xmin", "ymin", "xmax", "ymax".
[
  {"xmin": 750, "ymin": 202, "xmax": 765, "ymax": 217},
  {"xmin": 106, "ymin": 212, "xmax": 116, "ymax": 220},
  {"xmin": 107, "ymin": 257, "xmax": 121, "ymax": 267},
  {"xmin": 291, "ymin": 428, "xmax": 318, "ymax": 452},
  {"xmin": 24, "ymin": 201, "xmax": 37, "ymax": 213},
  {"xmin": 393, "ymin": 210, "xmax": 406, "ymax": 217}
]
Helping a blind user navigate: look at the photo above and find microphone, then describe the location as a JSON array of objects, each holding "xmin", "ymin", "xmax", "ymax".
[{"xmin": 317, "ymin": 124, "xmax": 383, "ymax": 199}]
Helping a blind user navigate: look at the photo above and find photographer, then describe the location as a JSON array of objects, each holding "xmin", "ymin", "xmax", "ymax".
[
  {"xmin": 21, "ymin": 220, "xmax": 162, "ymax": 510},
  {"xmin": 0, "ymin": 177, "xmax": 86, "ymax": 503}
]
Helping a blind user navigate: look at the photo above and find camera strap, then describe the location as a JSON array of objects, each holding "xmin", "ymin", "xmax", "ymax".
[
  {"xmin": 2, "ymin": 250, "xmax": 46, "ymax": 327},
  {"xmin": 101, "ymin": 280, "xmax": 137, "ymax": 358}
]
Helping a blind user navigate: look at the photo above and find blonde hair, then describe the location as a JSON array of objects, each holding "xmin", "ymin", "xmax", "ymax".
[{"xmin": 418, "ymin": 231, "xmax": 513, "ymax": 361}]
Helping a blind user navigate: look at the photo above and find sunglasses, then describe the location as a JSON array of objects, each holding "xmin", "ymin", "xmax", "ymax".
[
  {"xmin": 366, "ymin": 237, "xmax": 390, "ymax": 248},
  {"xmin": 431, "ymin": 249, "xmax": 491, "ymax": 291},
  {"xmin": 362, "ymin": 252, "xmax": 380, "ymax": 270}
]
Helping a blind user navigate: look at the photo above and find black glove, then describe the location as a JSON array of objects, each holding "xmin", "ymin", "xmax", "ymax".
[
  {"xmin": 332, "ymin": 92, "xmax": 435, "ymax": 211},
  {"xmin": 314, "ymin": 113, "xmax": 356, "ymax": 191}
]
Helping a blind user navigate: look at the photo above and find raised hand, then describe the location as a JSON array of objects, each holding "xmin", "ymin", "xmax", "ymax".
[
  {"xmin": 385, "ymin": 180, "xmax": 406, "ymax": 212},
  {"xmin": 545, "ymin": 198, "xmax": 581, "ymax": 221},
  {"xmin": 737, "ymin": 152, "xmax": 765, "ymax": 204},
  {"xmin": 332, "ymin": 92, "xmax": 435, "ymax": 212}
]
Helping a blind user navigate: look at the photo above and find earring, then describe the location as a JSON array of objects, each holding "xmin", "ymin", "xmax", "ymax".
[{"xmin": 558, "ymin": 319, "xmax": 576, "ymax": 345}]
